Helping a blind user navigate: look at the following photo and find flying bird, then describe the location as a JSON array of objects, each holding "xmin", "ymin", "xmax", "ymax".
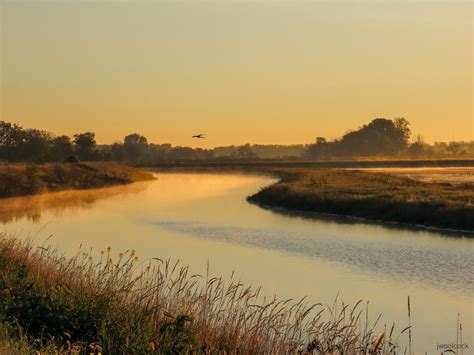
[{"xmin": 192, "ymin": 134, "xmax": 206, "ymax": 139}]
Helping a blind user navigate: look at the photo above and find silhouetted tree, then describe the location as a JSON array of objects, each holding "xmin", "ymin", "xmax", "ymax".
[
  {"xmin": 148, "ymin": 144, "xmax": 172, "ymax": 162},
  {"xmin": 406, "ymin": 135, "xmax": 427, "ymax": 157},
  {"xmin": 0, "ymin": 121, "xmax": 24, "ymax": 162},
  {"xmin": 73, "ymin": 132, "xmax": 97, "ymax": 161},
  {"xmin": 231, "ymin": 144, "xmax": 257, "ymax": 159},
  {"xmin": 110, "ymin": 142, "xmax": 124, "ymax": 161},
  {"xmin": 307, "ymin": 118, "xmax": 412, "ymax": 158},
  {"xmin": 1, "ymin": 119, "xmax": 473, "ymax": 163},
  {"xmin": 49, "ymin": 135, "xmax": 73, "ymax": 162},
  {"xmin": 123, "ymin": 133, "xmax": 148, "ymax": 162},
  {"xmin": 21, "ymin": 129, "xmax": 53, "ymax": 163},
  {"xmin": 446, "ymin": 142, "xmax": 468, "ymax": 156},
  {"xmin": 168, "ymin": 146, "xmax": 198, "ymax": 160},
  {"xmin": 338, "ymin": 118, "xmax": 406, "ymax": 156},
  {"xmin": 393, "ymin": 117, "xmax": 411, "ymax": 147},
  {"xmin": 307, "ymin": 137, "xmax": 330, "ymax": 159}
]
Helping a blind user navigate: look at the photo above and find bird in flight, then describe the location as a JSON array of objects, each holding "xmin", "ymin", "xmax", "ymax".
[{"xmin": 192, "ymin": 134, "xmax": 206, "ymax": 139}]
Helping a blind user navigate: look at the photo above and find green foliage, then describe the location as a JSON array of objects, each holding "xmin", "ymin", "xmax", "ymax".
[
  {"xmin": 0, "ymin": 235, "xmax": 404, "ymax": 354},
  {"xmin": 155, "ymin": 313, "xmax": 196, "ymax": 353},
  {"xmin": 0, "ymin": 239, "xmax": 196, "ymax": 353}
]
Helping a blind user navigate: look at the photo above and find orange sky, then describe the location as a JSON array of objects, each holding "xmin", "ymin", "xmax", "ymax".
[{"xmin": 1, "ymin": 1, "xmax": 472, "ymax": 147}]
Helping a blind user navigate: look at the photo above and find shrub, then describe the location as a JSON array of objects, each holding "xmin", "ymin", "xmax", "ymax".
[{"xmin": 63, "ymin": 155, "xmax": 79, "ymax": 163}]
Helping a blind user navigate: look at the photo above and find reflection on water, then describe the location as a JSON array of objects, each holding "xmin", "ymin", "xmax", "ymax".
[
  {"xmin": 0, "ymin": 172, "xmax": 473, "ymax": 353},
  {"xmin": 151, "ymin": 218, "xmax": 473, "ymax": 296},
  {"xmin": 252, "ymin": 202, "xmax": 474, "ymax": 237},
  {"xmin": 0, "ymin": 182, "xmax": 152, "ymax": 224}
]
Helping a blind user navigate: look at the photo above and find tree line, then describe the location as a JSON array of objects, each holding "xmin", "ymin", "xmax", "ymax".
[
  {"xmin": 0, "ymin": 119, "xmax": 473, "ymax": 164},
  {"xmin": 0, "ymin": 121, "xmax": 215, "ymax": 163},
  {"xmin": 307, "ymin": 117, "xmax": 410, "ymax": 158},
  {"xmin": 306, "ymin": 118, "xmax": 474, "ymax": 159},
  {"xmin": 0, "ymin": 121, "xmax": 96, "ymax": 163}
]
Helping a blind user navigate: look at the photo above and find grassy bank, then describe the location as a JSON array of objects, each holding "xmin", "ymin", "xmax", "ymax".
[
  {"xmin": 0, "ymin": 162, "xmax": 154, "ymax": 198},
  {"xmin": 248, "ymin": 169, "xmax": 474, "ymax": 231},
  {"xmin": 0, "ymin": 234, "xmax": 405, "ymax": 354}
]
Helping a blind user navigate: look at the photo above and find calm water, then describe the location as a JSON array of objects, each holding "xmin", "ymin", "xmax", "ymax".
[{"xmin": 1, "ymin": 172, "xmax": 473, "ymax": 352}]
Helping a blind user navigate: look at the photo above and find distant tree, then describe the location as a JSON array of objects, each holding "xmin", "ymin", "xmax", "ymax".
[
  {"xmin": 0, "ymin": 121, "xmax": 25, "ymax": 162},
  {"xmin": 250, "ymin": 144, "xmax": 306, "ymax": 159},
  {"xmin": 406, "ymin": 135, "xmax": 427, "ymax": 157},
  {"xmin": 337, "ymin": 118, "xmax": 410, "ymax": 156},
  {"xmin": 447, "ymin": 142, "xmax": 467, "ymax": 156},
  {"xmin": 213, "ymin": 146, "xmax": 238, "ymax": 158},
  {"xmin": 63, "ymin": 155, "xmax": 79, "ymax": 163},
  {"xmin": 123, "ymin": 133, "xmax": 148, "ymax": 162},
  {"xmin": 393, "ymin": 117, "xmax": 411, "ymax": 147},
  {"xmin": 110, "ymin": 142, "xmax": 124, "ymax": 161},
  {"xmin": 49, "ymin": 135, "xmax": 73, "ymax": 162},
  {"xmin": 21, "ymin": 129, "xmax": 53, "ymax": 162},
  {"xmin": 232, "ymin": 144, "xmax": 257, "ymax": 159},
  {"xmin": 193, "ymin": 148, "xmax": 214, "ymax": 160},
  {"xmin": 168, "ymin": 146, "xmax": 197, "ymax": 160},
  {"xmin": 73, "ymin": 132, "xmax": 97, "ymax": 161},
  {"xmin": 306, "ymin": 118, "xmax": 412, "ymax": 159},
  {"xmin": 148, "ymin": 144, "xmax": 172, "ymax": 162},
  {"xmin": 307, "ymin": 137, "xmax": 330, "ymax": 159}
]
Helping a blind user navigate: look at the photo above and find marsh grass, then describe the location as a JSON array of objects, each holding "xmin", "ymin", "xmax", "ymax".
[
  {"xmin": 0, "ymin": 234, "xmax": 410, "ymax": 354},
  {"xmin": 0, "ymin": 162, "xmax": 154, "ymax": 198},
  {"xmin": 248, "ymin": 169, "xmax": 474, "ymax": 231}
]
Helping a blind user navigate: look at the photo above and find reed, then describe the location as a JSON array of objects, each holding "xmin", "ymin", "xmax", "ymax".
[
  {"xmin": 0, "ymin": 234, "xmax": 409, "ymax": 354},
  {"xmin": 0, "ymin": 162, "xmax": 154, "ymax": 198},
  {"xmin": 248, "ymin": 169, "xmax": 474, "ymax": 231}
]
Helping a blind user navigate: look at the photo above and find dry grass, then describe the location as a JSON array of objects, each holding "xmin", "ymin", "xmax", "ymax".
[
  {"xmin": 0, "ymin": 234, "xmax": 407, "ymax": 354},
  {"xmin": 0, "ymin": 162, "xmax": 154, "ymax": 198},
  {"xmin": 248, "ymin": 169, "xmax": 474, "ymax": 231}
]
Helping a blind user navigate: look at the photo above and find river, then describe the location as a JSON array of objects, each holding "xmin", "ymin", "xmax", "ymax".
[{"xmin": 1, "ymin": 172, "xmax": 473, "ymax": 353}]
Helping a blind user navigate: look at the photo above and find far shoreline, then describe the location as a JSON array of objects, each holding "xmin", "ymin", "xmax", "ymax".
[
  {"xmin": 144, "ymin": 164, "xmax": 474, "ymax": 233},
  {"xmin": 1, "ymin": 161, "xmax": 473, "ymax": 232},
  {"xmin": 144, "ymin": 158, "xmax": 474, "ymax": 170},
  {"xmin": 246, "ymin": 169, "xmax": 474, "ymax": 232}
]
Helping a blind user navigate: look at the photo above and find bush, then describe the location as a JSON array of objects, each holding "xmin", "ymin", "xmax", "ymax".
[
  {"xmin": 63, "ymin": 155, "xmax": 79, "ymax": 163},
  {"xmin": 23, "ymin": 165, "xmax": 41, "ymax": 193}
]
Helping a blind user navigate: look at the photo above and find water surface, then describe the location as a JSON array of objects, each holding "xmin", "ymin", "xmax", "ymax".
[{"xmin": 1, "ymin": 172, "xmax": 473, "ymax": 353}]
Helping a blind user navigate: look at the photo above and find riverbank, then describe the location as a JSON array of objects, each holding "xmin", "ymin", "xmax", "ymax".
[
  {"xmin": 0, "ymin": 162, "xmax": 154, "ymax": 198},
  {"xmin": 148, "ymin": 158, "xmax": 474, "ymax": 170},
  {"xmin": 248, "ymin": 169, "xmax": 474, "ymax": 231},
  {"xmin": 0, "ymin": 234, "xmax": 397, "ymax": 353}
]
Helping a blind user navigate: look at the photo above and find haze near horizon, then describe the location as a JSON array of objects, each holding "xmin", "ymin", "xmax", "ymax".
[{"xmin": 1, "ymin": 0, "xmax": 472, "ymax": 147}]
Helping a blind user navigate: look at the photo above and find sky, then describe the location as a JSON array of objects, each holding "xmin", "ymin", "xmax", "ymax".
[{"xmin": 0, "ymin": 0, "xmax": 472, "ymax": 148}]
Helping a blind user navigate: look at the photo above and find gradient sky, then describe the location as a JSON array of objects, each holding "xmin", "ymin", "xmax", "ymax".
[{"xmin": 1, "ymin": 0, "xmax": 472, "ymax": 147}]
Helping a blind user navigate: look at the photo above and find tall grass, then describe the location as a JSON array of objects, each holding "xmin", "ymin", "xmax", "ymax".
[
  {"xmin": 0, "ymin": 162, "xmax": 154, "ymax": 198},
  {"xmin": 0, "ymin": 234, "xmax": 409, "ymax": 353},
  {"xmin": 249, "ymin": 169, "xmax": 474, "ymax": 231}
]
